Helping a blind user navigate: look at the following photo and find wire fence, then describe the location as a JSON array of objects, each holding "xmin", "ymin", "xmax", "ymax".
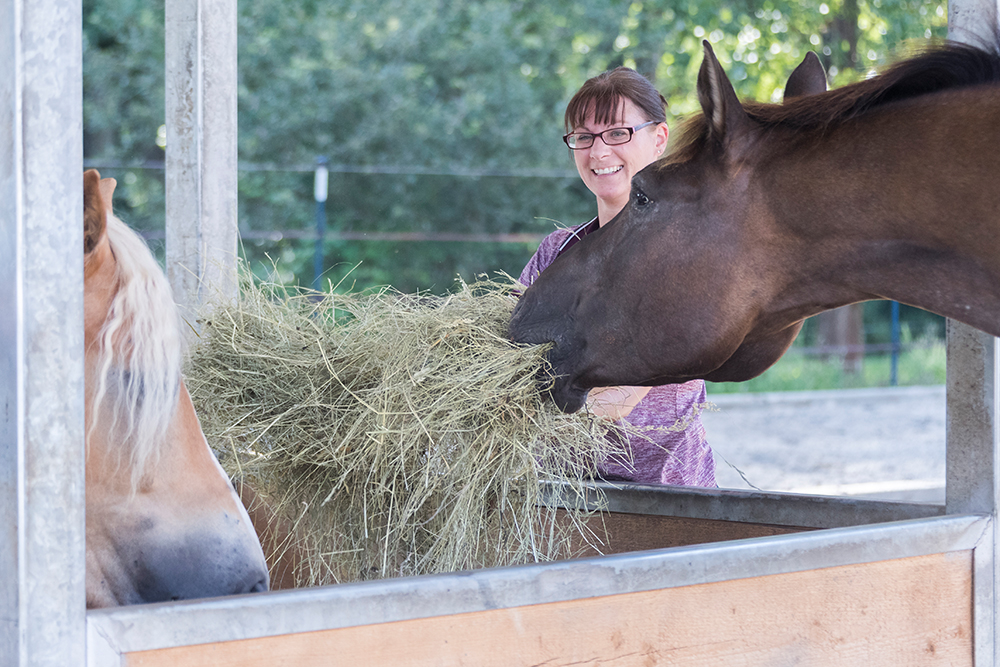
[{"xmin": 83, "ymin": 157, "xmax": 574, "ymax": 244}]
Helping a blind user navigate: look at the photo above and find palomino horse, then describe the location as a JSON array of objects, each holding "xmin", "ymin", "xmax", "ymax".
[
  {"xmin": 83, "ymin": 170, "xmax": 268, "ymax": 606},
  {"xmin": 510, "ymin": 40, "xmax": 1000, "ymax": 413}
]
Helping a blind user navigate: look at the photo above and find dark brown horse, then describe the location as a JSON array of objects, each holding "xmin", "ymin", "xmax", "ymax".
[{"xmin": 510, "ymin": 40, "xmax": 1000, "ymax": 413}]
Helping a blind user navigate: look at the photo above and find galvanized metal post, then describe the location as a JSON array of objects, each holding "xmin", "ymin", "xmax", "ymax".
[
  {"xmin": 946, "ymin": 322, "xmax": 999, "ymax": 514},
  {"xmin": 312, "ymin": 157, "xmax": 329, "ymax": 291},
  {"xmin": 165, "ymin": 0, "xmax": 239, "ymax": 326},
  {"xmin": 945, "ymin": 4, "xmax": 1000, "ymax": 665},
  {"xmin": 889, "ymin": 301, "xmax": 900, "ymax": 386},
  {"xmin": 0, "ymin": 0, "xmax": 86, "ymax": 663},
  {"xmin": 950, "ymin": 0, "xmax": 1000, "ymax": 45}
]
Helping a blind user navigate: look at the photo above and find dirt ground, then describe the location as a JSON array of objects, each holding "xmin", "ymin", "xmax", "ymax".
[{"xmin": 702, "ymin": 385, "xmax": 946, "ymax": 503}]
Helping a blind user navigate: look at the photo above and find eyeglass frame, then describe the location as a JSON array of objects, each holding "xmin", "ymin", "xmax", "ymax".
[{"xmin": 562, "ymin": 120, "xmax": 659, "ymax": 150}]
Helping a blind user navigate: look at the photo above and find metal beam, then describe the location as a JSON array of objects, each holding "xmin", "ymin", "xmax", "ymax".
[
  {"xmin": 87, "ymin": 513, "xmax": 988, "ymax": 658},
  {"xmin": 945, "ymin": 5, "xmax": 1000, "ymax": 667},
  {"xmin": 0, "ymin": 0, "xmax": 86, "ymax": 663},
  {"xmin": 165, "ymin": 0, "xmax": 239, "ymax": 326},
  {"xmin": 543, "ymin": 481, "xmax": 943, "ymax": 529}
]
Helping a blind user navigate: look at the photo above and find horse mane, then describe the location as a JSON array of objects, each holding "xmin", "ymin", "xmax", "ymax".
[
  {"xmin": 664, "ymin": 39, "xmax": 1000, "ymax": 166},
  {"xmin": 90, "ymin": 214, "xmax": 183, "ymax": 489}
]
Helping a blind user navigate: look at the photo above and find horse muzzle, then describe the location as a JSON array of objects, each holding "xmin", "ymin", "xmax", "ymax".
[
  {"xmin": 88, "ymin": 510, "xmax": 269, "ymax": 608},
  {"xmin": 131, "ymin": 531, "xmax": 270, "ymax": 604},
  {"xmin": 510, "ymin": 295, "xmax": 590, "ymax": 414}
]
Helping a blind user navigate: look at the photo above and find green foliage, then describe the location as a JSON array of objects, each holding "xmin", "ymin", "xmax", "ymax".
[
  {"xmin": 83, "ymin": 0, "xmax": 948, "ymax": 294},
  {"xmin": 83, "ymin": 0, "xmax": 166, "ymax": 235},
  {"xmin": 792, "ymin": 301, "xmax": 945, "ymax": 348},
  {"xmin": 708, "ymin": 342, "xmax": 946, "ymax": 393}
]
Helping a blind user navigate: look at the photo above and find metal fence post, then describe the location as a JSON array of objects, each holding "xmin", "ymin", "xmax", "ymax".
[
  {"xmin": 312, "ymin": 157, "xmax": 329, "ymax": 291},
  {"xmin": 945, "ymin": 5, "xmax": 1000, "ymax": 666},
  {"xmin": 165, "ymin": 0, "xmax": 239, "ymax": 326},
  {"xmin": 0, "ymin": 0, "xmax": 86, "ymax": 663}
]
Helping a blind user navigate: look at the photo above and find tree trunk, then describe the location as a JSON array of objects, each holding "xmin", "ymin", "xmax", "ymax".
[
  {"xmin": 823, "ymin": 0, "xmax": 860, "ymax": 74},
  {"xmin": 815, "ymin": 304, "xmax": 865, "ymax": 375}
]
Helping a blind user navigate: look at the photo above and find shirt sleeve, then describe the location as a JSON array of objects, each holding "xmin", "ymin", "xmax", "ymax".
[{"xmin": 518, "ymin": 227, "xmax": 575, "ymax": 288}]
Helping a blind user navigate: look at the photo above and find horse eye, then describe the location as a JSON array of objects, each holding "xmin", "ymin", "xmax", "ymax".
[{"xmin": 634, "ymin": 191, "xmax": 650, "ymax": 206}]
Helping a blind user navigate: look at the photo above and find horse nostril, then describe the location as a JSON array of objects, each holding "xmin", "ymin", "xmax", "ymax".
[{"xmin": 249, "ymin": 576, "xmax": 268, "ymax": 594}]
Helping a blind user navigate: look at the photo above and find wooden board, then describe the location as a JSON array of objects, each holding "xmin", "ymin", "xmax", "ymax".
[
  {"xmin": 569, "ymin": 510, "xmax": 809, "ymax": 556},
  {"xmin": 243, "ymin": 488, "xmax": 810, "ymax": 592},
  {"xmin": 125, "ymin": 550, "xmax": 972, "ymax": 667}
]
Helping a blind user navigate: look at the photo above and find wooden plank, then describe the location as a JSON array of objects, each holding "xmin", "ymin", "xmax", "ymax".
[
  {"xmin": 572, "ymin": 510, "xmax": 808, "ymax": 556},
  {"xmin": 124, "ymin": 551, "xmax": 972, "ymax": 667},
  {"xmin": 242, "ymin": 493, "xmax": 809, "ymax": 591}
]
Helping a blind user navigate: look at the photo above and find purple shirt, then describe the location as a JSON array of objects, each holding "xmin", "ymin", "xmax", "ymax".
[{"xmin": 519, "ymin": 220, "xmax": 716, "ymax": 487}]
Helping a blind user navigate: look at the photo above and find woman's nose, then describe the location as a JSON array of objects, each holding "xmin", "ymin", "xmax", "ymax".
[{"xmin": 590, "ymin": 138, "xmax": 613, "ymax": 157}]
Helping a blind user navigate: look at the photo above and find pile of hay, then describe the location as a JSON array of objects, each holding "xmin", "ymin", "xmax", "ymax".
[{"xmin": 186, "ymin": 276, "xmax": 647, "ymax": 588}]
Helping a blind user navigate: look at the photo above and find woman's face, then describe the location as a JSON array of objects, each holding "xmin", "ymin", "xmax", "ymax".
[{"xmin": 571, "ymin": 97, "xmax": 668, "ymax": 222}]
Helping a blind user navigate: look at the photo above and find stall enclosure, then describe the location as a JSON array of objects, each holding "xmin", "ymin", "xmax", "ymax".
[{"xmin": 2, "ymin": 0, "xmax": 999, "ymax": 664}]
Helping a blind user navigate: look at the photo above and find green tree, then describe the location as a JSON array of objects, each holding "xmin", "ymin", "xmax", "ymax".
[{"xmin": 83, "ymin": 0, "xmax": 948, "ymax": 295}]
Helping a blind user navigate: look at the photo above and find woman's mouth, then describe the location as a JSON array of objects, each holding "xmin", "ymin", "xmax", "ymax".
[{"xmin": 592, "ymin": 165, "xmax": 623, "ymax": 176}]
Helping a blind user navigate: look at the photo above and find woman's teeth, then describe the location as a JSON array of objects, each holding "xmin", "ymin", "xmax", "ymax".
[{"xmin": 593, "ymin": 165, "xmax": 623, "ymax": 175}]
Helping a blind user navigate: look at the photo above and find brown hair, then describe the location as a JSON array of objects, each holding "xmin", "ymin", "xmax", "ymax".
[{"xmin": 564, "ymin": 67, "xmax": 667, "ymax": 133}]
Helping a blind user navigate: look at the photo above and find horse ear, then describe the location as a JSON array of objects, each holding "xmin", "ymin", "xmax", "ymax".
[
  {"xmin": 99, "ymin": 175, "xmax": 117, "ymax": 208},
  {"xmin": 784, "ymin": 51, "xmax": 827, "ymax": 100},
  {"xmin": 696, "ymin": 41, "xmax": 750, "ymax": 146},
  {"xmin": 83, "ymin": 169, "xmax": 107, "ymax": 255}
]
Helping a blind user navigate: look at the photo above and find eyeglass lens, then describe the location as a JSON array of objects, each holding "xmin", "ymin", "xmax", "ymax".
[{"xmin": 567, "ymin": 127, "xmax": 633, "ymax": 149}]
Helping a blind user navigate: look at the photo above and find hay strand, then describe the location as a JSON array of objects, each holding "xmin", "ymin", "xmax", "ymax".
[{"xmin": 186, "ymin": 275, "xmax": 650, "ymax": 587}]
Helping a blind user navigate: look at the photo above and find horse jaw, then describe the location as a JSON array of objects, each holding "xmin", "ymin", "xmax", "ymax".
[
  {"xmin": 509, "ymin": 220, "xmax": 749, "ymax": 413},
  {"xmin": 701, "ymin": 322, "xmax": 804, "ymax": 383}
]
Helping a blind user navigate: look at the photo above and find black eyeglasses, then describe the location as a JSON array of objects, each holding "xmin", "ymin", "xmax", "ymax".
[{"xmin": 562, "ymin": 120, "xmax": 658, "ymax": 150}]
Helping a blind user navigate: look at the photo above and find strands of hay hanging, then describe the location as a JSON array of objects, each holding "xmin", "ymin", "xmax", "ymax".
[{"xmin": 186, "ymin": 275, "xmax": 649, "ymax": 588}]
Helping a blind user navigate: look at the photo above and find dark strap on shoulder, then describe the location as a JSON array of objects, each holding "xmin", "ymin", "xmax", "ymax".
[{"xmin": 555, "ymin": 216, "xmax": 600, "ymax": 258}]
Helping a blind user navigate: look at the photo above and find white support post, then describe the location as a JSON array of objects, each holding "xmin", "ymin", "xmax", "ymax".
[
  {"xmin": 946, "ymin": 322, "xmax": 999, "ymax": 515},
  {"xmin": 0, "ymin": 0, "xmax": 86, "ymax": 663},
  {"xmin": 945, "ymin": 6, "xmax": 1000, "ymax": 667},
  {"xmin": 945, "ymin": 322, "xmax": 999, "ymax": 667},
  {"xmin": 950, "ymin": 0, "xmax": 1000, "ymax": 44},
  {"xmin": 165, "ymin": 0, "xmax": 239, "ymax": 326}
]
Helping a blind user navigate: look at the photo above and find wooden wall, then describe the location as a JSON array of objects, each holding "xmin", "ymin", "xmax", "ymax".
[{"xmin": 125, "ymin": 550, "xmax": 972, "ymax": 667}]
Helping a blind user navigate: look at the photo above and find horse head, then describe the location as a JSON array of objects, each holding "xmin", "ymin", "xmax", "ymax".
[
  {"xmin": 512, "ymin": 38, "xmax": 1000, "ymax": 413},
  {"xmin": 83, "ymin": 169, "xmax": 269, "ymax": 606},
  {"xmin": 510, "ymin": 44, "xmax": 821, "ymax": 412}
]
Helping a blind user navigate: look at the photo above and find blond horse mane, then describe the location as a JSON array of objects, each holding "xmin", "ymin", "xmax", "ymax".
[{"xmin": 89, "ymin": 213, "xmax": 183, "ymax": 490}]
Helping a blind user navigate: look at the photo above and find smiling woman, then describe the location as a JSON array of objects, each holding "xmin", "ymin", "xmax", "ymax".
[
  {"xmin": 517, "ymin": 67, "xmax": 716, "ymax": 488},
  {"xmin": 561, "ymin": 68, "xmax": 669, "ymax": 225}
]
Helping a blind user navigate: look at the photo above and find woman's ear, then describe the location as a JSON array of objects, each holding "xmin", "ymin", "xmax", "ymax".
[{"xmin": 655, "ymin": 122, "xmax": 669, "ymax": 156}]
